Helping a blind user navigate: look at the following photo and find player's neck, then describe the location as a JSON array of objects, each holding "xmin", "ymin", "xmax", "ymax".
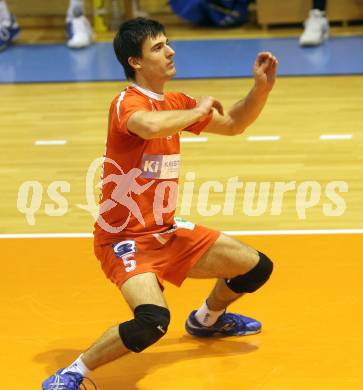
[{"xmin": 134, "ymin": 77, "xmax": 165, "ymax": 95}]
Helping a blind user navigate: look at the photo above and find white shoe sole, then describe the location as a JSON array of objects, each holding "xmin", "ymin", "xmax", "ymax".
[{"xmin": 300, "ymin": 30, "xmax": 329, "ymax": 47}]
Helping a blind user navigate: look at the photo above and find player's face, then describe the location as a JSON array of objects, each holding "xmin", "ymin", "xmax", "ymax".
[{"xmin": 138, "ymin": 34, "xmax": 176, "ymax": 81}]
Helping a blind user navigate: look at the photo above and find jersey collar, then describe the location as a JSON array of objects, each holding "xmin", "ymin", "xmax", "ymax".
[{"xmin": 131, "ymin": 83, "xmax": 165, "ymax": 101}]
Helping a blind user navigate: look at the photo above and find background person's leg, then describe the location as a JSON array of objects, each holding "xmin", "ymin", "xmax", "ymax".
[
  {"xmin": 0, "ymin": 0, "xmax": 10, "ymax": 22},
  {"xmin": 66, "ymin": 0, "xmax": 94, "ymax": 48},
  {"xmin": 0, "ymin": 0, "xmax": 20, "ymax": 52},
  {"xmin": 300, "ymin": 0, "xmax": 329, "ymax": 46},
  {"xmin": 66, "ymin": 0, "xmax": 86, "ymax": 21},
  {"xmin": 313, "ymin": 0, "xmax": 326, "ymax": 11}
]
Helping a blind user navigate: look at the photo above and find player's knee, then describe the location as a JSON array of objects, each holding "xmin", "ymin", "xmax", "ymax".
[
  {"xmin": 225, "ymin": 251, "xmax": 273, "ymax": 293},
  {"xmin": 119, "ymin": 304, "xmax": 170, "ymax": 353}
]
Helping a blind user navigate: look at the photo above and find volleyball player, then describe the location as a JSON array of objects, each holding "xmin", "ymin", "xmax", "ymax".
[{"xmin": 42, "ymin": 17, "xmax": 277, "ymax": 389}]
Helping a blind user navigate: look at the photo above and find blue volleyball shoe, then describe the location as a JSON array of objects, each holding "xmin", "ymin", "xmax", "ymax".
[
  {"xmin": 185, "ymin": 310, "xmax": 261, "ymax": 337},
  {"xmin": 42, "ymin": 368, "xmax": 97, "ymax": 389},
  {"xmin": 0, "ymin": 14, "xmax": 20, "ymax": 52}
]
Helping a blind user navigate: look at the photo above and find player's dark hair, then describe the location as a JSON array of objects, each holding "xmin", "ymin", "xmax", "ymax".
[{"xmin": 113, "ymin": 17, "xmax": 166, "ymax": 81}]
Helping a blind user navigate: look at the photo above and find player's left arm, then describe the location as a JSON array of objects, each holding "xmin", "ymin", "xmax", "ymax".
[{"xmin": 203, "ymin": 52, "xmax": 278, "ymax": 136}]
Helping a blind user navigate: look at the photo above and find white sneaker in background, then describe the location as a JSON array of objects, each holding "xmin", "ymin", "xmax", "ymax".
[
  {"xmin": 299, "ymin": 9, "xmax": 329, "ymax": 47},
  {"xmin": 66, "ymin": 13, "xmax": 94, "ymax": 49},
  {"xmin": 0, "ymin": 14, "xmax": 20, "ymax": 52}
]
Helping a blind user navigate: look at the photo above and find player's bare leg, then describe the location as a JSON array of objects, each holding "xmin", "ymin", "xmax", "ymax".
[
  {"xmin": 81, "ymin": 272, "xmax": 167, "ymax": 369},
  {"xmin": 42, "ymin": 273, "xmax": 168, "ymax": 388},
  {"xmin": 189, "ymin": 234, "xmax": 258, "ymax": 307},
  {"xmin": 185, "ymin": 234, "xmax": 273, "ymax": 336}
]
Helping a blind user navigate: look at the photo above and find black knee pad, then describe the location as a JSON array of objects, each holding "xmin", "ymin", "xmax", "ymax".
[
  {"xmin": 225, "ymin": 251, "xmax": 273, "ymax": 293},
  {"xmin": 119, "ymin": 304, "xmax": 170, "ymax": 353}
]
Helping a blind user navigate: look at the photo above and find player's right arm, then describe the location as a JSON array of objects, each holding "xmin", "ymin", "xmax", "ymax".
[{"xmin": 127, "ymin": 97, "xmax": 223, "ymax": 140}]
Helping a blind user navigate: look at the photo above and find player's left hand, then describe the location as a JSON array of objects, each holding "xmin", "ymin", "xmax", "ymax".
[{"xmin": 253, "ymin": 52, "xmax": 278, "ymax": 93}]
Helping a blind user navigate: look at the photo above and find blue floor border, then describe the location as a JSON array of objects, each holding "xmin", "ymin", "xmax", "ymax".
[{"xmin": 1, "ymin": 36, "xmax": 363, "ymax": 83}]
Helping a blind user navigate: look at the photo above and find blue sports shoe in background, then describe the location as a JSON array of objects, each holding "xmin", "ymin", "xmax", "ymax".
[
  {"xmin": 0, "ymin": 14, "xmax": 20, "ymax": 52},
  {"xmin": 185, "ymin": 310, "xmax": 261, "ymax": 337}
]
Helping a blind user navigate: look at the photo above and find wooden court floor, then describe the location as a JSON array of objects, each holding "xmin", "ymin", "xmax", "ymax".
[
  {"xmin": 1, "ymin": 75, "xmax": 363, "ymax": 389},
  {"xmin": 1, "ymin": 233, "xmax": 363, "ymax": 389},
  {"xmin": 1, "ymin": 76, "xmax": 363, "ymax": 233}
]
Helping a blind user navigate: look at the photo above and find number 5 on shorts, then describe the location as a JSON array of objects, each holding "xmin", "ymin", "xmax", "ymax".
[{"xmin": 121, "ymin": 253, "xmax": 136, "ymax": 272}]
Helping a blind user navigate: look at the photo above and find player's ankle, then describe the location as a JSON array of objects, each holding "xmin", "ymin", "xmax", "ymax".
[
  {"xmin": 195, "ymin": 301, "xmax": 225, "ymax": 327},
  {"xmin": 61, "ymin": 354, "xmax": 90, "ymax": 377}
]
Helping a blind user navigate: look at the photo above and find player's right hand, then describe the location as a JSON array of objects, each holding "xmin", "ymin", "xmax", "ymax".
[{"xmin": 196, "ymin": 96, "xmax": 224, "ymax": 118}]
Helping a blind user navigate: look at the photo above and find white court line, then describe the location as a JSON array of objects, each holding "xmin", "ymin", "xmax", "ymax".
[
  {"xmin": 320, "ymin": 134, "xmax": 352, "ymax": 140},
  {"xmin": 34, "ymin": 140, "xmax": 67, "ymax": 146},
  {"xmin": 181, "ymin": 137, "xmax": 208, "ymax": 143},
  {"xmin": 223, "ymin": 229, "xmax": 363, "ymax": 236},
  {"xmin": 0, "ymin": 233, "xmax": 93, "ymax": 239},
  {"xmin": 247, "ymin": 136, "xmax": 280, "ymax": 141},
  {"xmin": 1, "ymin": 229, "xmax": 362, "ymax": 239}
]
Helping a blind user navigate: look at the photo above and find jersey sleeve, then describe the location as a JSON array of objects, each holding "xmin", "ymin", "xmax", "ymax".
[
  {"xmin": 178, "ymin": 93, "xmax": 213, "ymax": 135},
  {"xmin": 112, "ymin": 93, "xmax": 152, "ymax": 136}
]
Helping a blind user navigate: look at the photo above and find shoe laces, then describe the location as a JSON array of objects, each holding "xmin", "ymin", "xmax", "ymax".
[
  {"xmin": 217, "ymin": 313, "xmax": 246, "ymax": 330},
  {"xmin": 48, "ymin": 373, "xmax": 97, "ymax": 390},
  {"xmin": 47, "ymin": 373, "xmax": 69, "ymax": 390}
]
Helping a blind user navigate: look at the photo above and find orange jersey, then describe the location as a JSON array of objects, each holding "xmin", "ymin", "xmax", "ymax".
[{"xmin": 93, "ymin": 84, "xmax": 212, "ymax": 246}]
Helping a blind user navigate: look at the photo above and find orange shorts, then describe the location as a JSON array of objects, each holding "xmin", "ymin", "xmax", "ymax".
[{"xmin": 94, "ymin": 221, "xmax": 220, "ymax": 288}]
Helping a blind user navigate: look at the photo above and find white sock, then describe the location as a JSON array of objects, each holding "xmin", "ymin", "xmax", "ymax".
[
  {"xmin": 0, "ymin": 0, "xmax": 11, "ymax": 24},
  {"xmin": 62, "ymin": 354, "xmax": 90, "ymax": 377},
  {"xmin": 195, "ymin": 301, "xmax": 225, "ymax": 327},
  {"xmin": 66, "ymin": 0, "xmax": 84, "ymax": 21}
]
